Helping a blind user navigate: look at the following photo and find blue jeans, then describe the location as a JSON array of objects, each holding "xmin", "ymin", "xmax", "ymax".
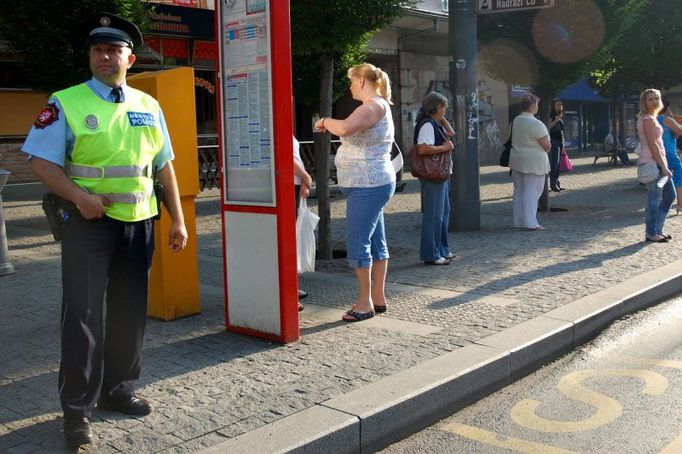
[
  {"xmin": 549, "ymin": 140, "xmax": 563, "ymax": 189},
  {"xmin": 341, "ymin": 182, "xmax": 395, "ymax": 268},
  {"xmin": 645, "ymin": 174, "xmax": 675, "ymax": 238},
  {"xmin": 420, "ymin": 179, "xmax": 451, "ymax": 261}
]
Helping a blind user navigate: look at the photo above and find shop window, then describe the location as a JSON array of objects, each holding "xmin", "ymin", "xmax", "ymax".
[
  {"xmin": 161, "ymin": 37, "xmax": 189, "ymax": 67},
  {"xmin": 135, "ymin": 41, "xmax": 163, "ymax": 68},
  {"xmin": 192, "ymin": 40, "xmax": 215, "ymax": 68},
  {"xmin": 194, "ymin": 69, "xmax": 216, "ymax": 134},
  {"xmin": 146, "ymin": 36, "xmax": 161, "ymax": 54}
]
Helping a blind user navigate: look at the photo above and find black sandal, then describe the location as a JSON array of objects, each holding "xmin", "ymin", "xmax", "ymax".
[
  {"xmin": 374, "ymin": 305, "xmax": 387, "ymax": 314},
  {"xmin": 342, "ymin": 310, "xmax": 375, "ymax": 322}
]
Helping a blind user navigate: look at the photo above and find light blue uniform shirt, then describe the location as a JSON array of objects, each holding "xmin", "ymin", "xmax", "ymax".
[{"xmin": 22, "ymin": 77, "xmax": 174, "ymax": 169}]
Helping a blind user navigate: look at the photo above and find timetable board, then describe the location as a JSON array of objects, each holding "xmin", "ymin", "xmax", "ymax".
[{"xmin": 219, "ymin": 0, "xmax": 274, "ymax": 204}]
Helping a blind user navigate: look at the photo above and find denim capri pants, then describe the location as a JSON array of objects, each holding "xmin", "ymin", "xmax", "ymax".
[{"xmin": 341, "ymin": 182, "xmax": 395, "ymax": 268}]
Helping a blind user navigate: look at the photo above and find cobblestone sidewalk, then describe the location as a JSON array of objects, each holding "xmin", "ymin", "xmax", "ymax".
[{"xmin": 1, "ymin": 155, "xmax": 680, "ymax": 453}]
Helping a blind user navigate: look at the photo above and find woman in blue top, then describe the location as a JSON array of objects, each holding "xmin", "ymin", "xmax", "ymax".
[{"xmin": 657, "ymin": 100, "xmax": 682, "ymax": 213}]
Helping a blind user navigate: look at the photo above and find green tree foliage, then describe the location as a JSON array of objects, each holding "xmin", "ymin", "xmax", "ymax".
[
  {"xmin": 0, "ymin": 1, "xmax": 153, "ymax": 93},
  {"xmin": 290, "ymin": 0, "xmax": 416, "ymax": 258},
  {"xmin": 591, "ymin": 0, "xmax": 682, "ymax": 97},
  {"xmin": 291, "ymin": 0, "xmax": 416, "ymax": 109},
  {"xmin": 292, "ymin": 45, "xmax": 366, "ymax": 110},
  {"xmin": 477, "ymin": 0, "xmax": 634, "ymax": 119}
]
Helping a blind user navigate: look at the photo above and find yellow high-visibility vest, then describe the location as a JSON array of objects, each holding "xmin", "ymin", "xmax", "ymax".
[{"xmin": 55, "ymin": 83, "xmax": 163, "ymax": 222}]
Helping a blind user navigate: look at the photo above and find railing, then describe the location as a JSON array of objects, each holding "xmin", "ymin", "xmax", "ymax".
[
  {"xmin": 298, "ymin": 140, "xmax": 341, "ymax": 183},
  {"xmin": 197, "ymin": 136, "xmax": 344, "ymax": 191},
  {"xmin": 198, "ymin": 134, "xmax": 220, "ymax": 191}
]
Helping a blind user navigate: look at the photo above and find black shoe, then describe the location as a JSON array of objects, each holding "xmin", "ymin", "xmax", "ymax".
[
  {"xmin": 395, "ymin": 182, "xmax": 408, "ymax": 193},
  {"xmin": 298, "ymin": 289, "xmax": 308, "ymax": 299},
  {"xmin": 64, "ymin": 417, "xmax": 92, "ymax": 447},
  {"xmin": 98, "ymin": 395, "xmax": 152, "ymax": 416}
]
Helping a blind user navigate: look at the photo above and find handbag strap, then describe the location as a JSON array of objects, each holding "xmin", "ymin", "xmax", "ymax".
[{"xmin": 416, "ymin": 117, "xmax": 451, "ymax": 145}]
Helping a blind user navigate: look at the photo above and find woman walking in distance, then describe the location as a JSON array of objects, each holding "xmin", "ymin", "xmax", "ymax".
[
  {"xmin": 547, "ymin": 99, "xmax": 565, "ymax": 192},
  {"xmin": 656, "ymin": 99, "xmax": 682, "ymax": 214}
]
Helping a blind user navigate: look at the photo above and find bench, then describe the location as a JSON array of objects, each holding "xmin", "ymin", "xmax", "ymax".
[{"xmin": 592, "ymin": 143, "xmax": 617, "ymax": 166}]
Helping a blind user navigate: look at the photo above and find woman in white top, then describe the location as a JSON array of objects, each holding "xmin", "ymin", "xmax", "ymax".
[
  {"xmin": 636, "ymin": 88, "xmax": 674, "ymax": 243},
  {"xmin": 509, "ymin": 92, "xmax": 551, "ymax": 230},
  {"xmin": 314, "ymin": 63, "xmax": 395, "ymax": 322},
  {"xmin": 413, "ymin": 92, "xmax": 455, "ymax": 265}
]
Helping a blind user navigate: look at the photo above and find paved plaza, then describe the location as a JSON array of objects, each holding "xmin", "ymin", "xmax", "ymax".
[{"xmin": 2, "ymin": 155, "xmax": 682, "ymax": 453}]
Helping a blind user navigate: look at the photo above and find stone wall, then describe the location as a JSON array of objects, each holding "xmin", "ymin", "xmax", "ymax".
[
  {"xmin": 398, "ymin": 51, "xmax": 510, "ymax": 165},
  {"xmin": 0, "ymin": 139, "xmax": 33, "ymax": 183}
]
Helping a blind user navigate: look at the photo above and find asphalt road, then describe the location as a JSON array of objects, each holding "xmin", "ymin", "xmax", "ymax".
[{"xmin": 380, "ymin": 296, "xmax": 682, "ymax": 454}]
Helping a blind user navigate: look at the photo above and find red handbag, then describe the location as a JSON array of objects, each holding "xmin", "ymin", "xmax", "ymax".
[
  {"xmin": 409, "ymin": 120, "xmax": 452, "ymax": 183},
  {"xmin": 410, "ymin": 146, "xmax": 450, "ymax": 182}
]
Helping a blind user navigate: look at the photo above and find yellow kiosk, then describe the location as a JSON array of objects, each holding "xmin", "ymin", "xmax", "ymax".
[{"xmin": 128, "ymin": 67, "xmax": 200, "ymax": 320}]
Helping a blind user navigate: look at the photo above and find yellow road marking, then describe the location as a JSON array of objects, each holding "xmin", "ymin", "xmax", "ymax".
[
  {"xmin": 660, "ymin": 431, "xmax": 682, "ymax": 454},
  {"xmin": 511, "ymin": 369, "xmax": 668, "ymax": 433},
  {"xmin": 625, "ymin": 358, "xmax": 682, "ymax": 370},
  {"xmin": 585, "ymin": 349, "xmax": 682, "ymax": 370},
  {"xmin": 441, "ymin": 422, "xmax": 578, "ymax": 454}
]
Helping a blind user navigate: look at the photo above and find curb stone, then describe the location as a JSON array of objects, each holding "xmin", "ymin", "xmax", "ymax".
[{"xmin": 202, "ymin": 258, "xmax": 682, "ymax": 453}]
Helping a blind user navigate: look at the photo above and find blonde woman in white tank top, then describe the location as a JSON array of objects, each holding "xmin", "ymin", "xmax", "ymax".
[{"xmin": 315, "ymin": 63, "xmax": 396, "ymax": 322}]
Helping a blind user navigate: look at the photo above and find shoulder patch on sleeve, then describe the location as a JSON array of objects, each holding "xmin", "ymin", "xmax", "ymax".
[{"xmin": 34, "ymin": 103, "xmax": 60, "ymax": 129}]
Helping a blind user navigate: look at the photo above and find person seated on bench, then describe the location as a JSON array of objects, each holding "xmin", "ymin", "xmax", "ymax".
[{"xmin": 604, "ymin": 130, "xmax": 632, "ymax": 166}]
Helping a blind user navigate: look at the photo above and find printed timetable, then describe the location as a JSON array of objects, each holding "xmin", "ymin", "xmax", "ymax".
[{"xmin": 220, "ymin": 0, "xmax": 274, "ymax": 204}]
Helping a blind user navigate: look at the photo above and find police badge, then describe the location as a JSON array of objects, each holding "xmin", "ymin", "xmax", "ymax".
[
  {"xmin": 85, "ymin": 114, "xmax": 99, "ymax": 129},
  {"xmin": 34, "ymin": 103, "xmax": 60, "ymax": 129}
]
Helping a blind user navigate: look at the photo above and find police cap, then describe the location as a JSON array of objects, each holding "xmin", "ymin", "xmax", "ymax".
[{"xmin": 82, "ymin": 12, "xmax": 143, "ymax": 49}]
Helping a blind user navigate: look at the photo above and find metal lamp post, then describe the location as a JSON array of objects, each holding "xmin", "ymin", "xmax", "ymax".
[{"xmin": 0, "ymin": 169, "xmax": 15, "ymax": 276}]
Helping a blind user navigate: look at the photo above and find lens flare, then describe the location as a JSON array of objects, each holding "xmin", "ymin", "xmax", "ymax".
[
  {"xmin": 478, "ymin": 39, "xmax": 539, "ymax": 86},
  {"xmin": 533, "ymin": 0, "xmax": 604, "ymax": 63}
]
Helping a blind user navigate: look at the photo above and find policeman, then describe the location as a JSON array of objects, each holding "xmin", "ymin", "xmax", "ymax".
[{"xmin": 21, "ymin": 12, "xmax": 188, "ymax": 447}]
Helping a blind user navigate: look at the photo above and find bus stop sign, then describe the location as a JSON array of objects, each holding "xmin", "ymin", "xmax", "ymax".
[{"xmin": 478, "ymin": 0, "xmax": 554, "ymax": 14}]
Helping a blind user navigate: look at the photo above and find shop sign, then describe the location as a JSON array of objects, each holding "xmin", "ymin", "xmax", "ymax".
[
  {"xmin": 151, "ymin": 4, "xmax": 214, "ymax": 40},
  {"xmin": 478, "ymin": 0, "xmax": 554, "ymax": 14}
]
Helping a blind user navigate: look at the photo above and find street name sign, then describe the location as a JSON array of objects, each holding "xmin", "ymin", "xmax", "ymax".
[{"xmin": 477, "ymin": 0, "xmax": 554, "ymax": 14}]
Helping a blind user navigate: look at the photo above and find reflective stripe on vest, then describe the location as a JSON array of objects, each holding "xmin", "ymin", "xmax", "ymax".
[
  {"xmin": 99, "ymin": 190, "xmax": 153, "ymax": 205},
  {"xmin": 54, "ymin": 83, "xmax": 163, "ymax": 222},
  {"xmin": 65, "ymin": 163, "xmax": 150, "ymax": 180}
]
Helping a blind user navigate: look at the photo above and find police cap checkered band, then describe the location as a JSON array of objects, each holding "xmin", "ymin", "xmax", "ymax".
[{"xmin": 89, "ymin": 26, "xmax": 133, "ymax": 48}]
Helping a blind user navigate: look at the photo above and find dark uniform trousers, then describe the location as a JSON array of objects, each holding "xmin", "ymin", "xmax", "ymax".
[{"xmin": 59, "ymin": 209, "xmax": 154, "ymax": 418}]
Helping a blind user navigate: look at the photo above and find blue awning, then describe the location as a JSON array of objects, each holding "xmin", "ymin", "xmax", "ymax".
[{"xmin": 558, "ymin": 78, "xmax": 610, "ymax": 102}]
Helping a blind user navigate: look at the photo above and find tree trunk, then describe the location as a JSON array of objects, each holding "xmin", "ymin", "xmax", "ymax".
[{"xmin": 314, "ymin": 53, "xmax": 334, "ymax": 260}]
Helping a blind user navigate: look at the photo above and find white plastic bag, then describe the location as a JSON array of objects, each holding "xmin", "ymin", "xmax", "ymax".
[
  {"xmin": 296, "ymin": 198, "xmax": 319, "ymax": 273},
  {"xmin": 637, "ymin": 161, "xmax": 659, "ymax": 184},
  {"xmin": 391, "ymin": 141, "xmax": 404, "ymax": 174}
]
